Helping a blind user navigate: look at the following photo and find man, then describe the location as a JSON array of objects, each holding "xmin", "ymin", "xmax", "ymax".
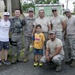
[
  {"xmin": 33, "ymin": 9, "xmax": 51, "ymax": 54},
  {"xmin": 10, "ymin": 9, "xmax": 24, "ymax": 63},
  {"xmin": 23, "ymin": 7, "xmax": 36, "ymax": 62},
  {"xmin": 40, "ymin": 31, "xmax": 64, "ymax": 72},
  {"xmin": 50, "ymin": 8, "xmax": 66, "ymax": 43},
  {"xmin": 65, "ymin": 9, "xmax": 75, "ymax": 67},
  {"xmin": 0, "ymin": 12, "xmax": 11, "ymax": 65}
]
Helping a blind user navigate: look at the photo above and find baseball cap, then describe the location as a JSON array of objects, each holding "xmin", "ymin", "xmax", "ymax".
[
  {"xmin": 28, "ymin": 7, "xmax": 34, "ymax": 12},
  {"xmin": 52, "ymin": 7, "xmax": 57, "ymax": 11},
  {"xmin": 49, "ymin": 31, "xmax": 56, "ymax": 34},
  {"xmin": 39, "ymin": 7, "xmax": 44, "ymax": 11},
  {"xmin": 3, "ymin": 12, "xmax": 10, "ymax": 16},
  {"xmin": 64, "ymin": 9, "xmax": 70, "ymax": 13}
]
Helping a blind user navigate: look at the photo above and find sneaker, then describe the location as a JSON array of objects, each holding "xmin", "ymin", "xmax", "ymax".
[
  {"xmin": 3, "ymin": 60, "xmax": 11, "ymax": 65},
  {"xmin": 39, "ymin": 62, "xmax": 43, "ymax": 67},
  {"xmin": 70, "ymin": 60, "xmax": 75, "ymax": 67},
  {"xmin": 34, "ymin": 62, "xmax": 38, "ymax": 67},
  {"xmin": 55, "ymin": 65, "xmax": 61, "ymax": 72},
  {"xmin": 0, "ymin": 61, "xmax": 2, "ymax": 66}
]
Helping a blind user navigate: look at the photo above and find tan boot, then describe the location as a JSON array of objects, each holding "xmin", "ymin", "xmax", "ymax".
[
  {"xmin": 23, "ymin": 55, "xmax": 28, "ymax": 63},
  {"xmin": 11, "ymin": 56, "xmax": 17, "ymax": 64},
  {"xmin": 17, "ymin": 57, "xmax": 23, "ymax": 62},
  {"xmin": 55, "ymin": 65, "xmax": 61, "ymax": 72},
  {"xmin": 70, "ymin": 60, "xmax": 75, "ymax": 67}
]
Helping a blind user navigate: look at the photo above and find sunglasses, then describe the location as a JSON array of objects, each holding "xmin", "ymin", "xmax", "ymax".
[
  {"xmin": 49, "ymin": 33, "xmax": 54, "ymax": 35},
  {"xmin": 52, "ymin": 10, "xmax": 57, "ymax": 12}
]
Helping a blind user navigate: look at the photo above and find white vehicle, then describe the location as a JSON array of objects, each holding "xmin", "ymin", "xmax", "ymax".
[{"xmin": 35, "ymin": 4, "xmax": 64, "ymax": 17}]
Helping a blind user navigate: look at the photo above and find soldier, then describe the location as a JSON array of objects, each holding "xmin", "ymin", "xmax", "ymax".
[
  {"xmin": 50, "ymin": 8, "xmax": 66, "ymax": 43},
  {"xmin": 23, "ymin": 7, "xmax": 36, "ymax": 62},
  {"xmin": 65, "ymin": 9, "xmax": 75, "ymax": 67},
  {"xmin": 10, "ymin": 9, "xmax": 24, "ymax": 63},
  {"xmin": 33, "ymin": 9, "xmax": 51, "ymax": 55},
  {"xmin": 40, "ymin": 31, "xmax": 64, "ymax": 72}
]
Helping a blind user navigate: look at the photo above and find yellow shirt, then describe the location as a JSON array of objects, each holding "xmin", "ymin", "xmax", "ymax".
[{"xmin": 33, "ymin": 33, "xmax": 45, "ymax": 49}]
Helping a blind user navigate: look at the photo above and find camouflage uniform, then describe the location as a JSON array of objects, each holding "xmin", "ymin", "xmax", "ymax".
[
  {"xmin": 23, "ymin": 16, "xmax": 36, "ymax": 61},
  {"xmin": 10, "ymin": 17, "xmax": 23, "ymax": 62},
  {"xmin": 66, "ymin": 16, "xmax": 75, "ymax": 60}
]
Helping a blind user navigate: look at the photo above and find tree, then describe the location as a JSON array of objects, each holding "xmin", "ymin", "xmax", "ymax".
[
  {"xmin": 34, "ymin": 0, "xmax": 59, "ymax": 4},
  {"xmin": 73, "ymin": 1, "xmax": 75, "ymax": 12},
  {"xmin": 22, "ymin": 3, "xmax": 34, "ymax": 12}
]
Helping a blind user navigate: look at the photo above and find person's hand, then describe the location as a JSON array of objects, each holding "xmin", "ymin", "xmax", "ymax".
[
  {"xmin": 64, "ymin": 35, "xmax": 67, "ymax": 40},
  {"xmin": 46, "ymin": 56, "xmax": 50, "ymax": 62}
]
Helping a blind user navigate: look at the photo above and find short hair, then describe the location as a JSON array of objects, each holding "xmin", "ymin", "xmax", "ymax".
[
  {"xmin": 14, "ymin": 9, "xmax": 20, "ymax": 12},
  {"xmin": 36, "ymin": 24, "xmax": 42, "ymax": 28},
  {"xmin": 39, "ymin": 9, "xmax": 44, "ymax": 13}
]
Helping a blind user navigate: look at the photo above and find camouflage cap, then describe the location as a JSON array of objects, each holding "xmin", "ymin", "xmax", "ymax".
[
  {"xmin": 52, "ymin": 7, "xmax": 57, "ymax": 11},
  {"xmin": 64, "ymin": 9, "xmax": 70, "ymax": 13},
  {"xmin": 28, "ymin": 7, "xmax": 34, "ymax": 12},
  {"xmin": 49, "ymin": 30, "xmax": 56, "ymax": 34}
]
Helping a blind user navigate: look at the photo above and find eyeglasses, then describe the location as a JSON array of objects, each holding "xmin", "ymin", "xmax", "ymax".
[{"xmin": 52, "ymin": 10, "xmax": 57, "ymax": 12}]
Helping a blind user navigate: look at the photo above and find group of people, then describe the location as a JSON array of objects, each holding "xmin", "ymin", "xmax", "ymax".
[{"xmin": 0, "ymin": 7, "xmax": 75, "ymax": 72}]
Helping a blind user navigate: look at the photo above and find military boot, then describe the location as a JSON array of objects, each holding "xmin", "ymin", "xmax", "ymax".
[
  {"xmin": 11, "ymin": 55, "xmax": 17, "ymax": 64},
  {"xmin": 70, "ymin": 59, "xmax": 75, "ymax": 67},
  {"xmin": 17, "ymin": 56, "xmax": 23, "ymax": 62},
  {"xmin": 23, "ymin": 55, "xmax": 29, "ymax": 63}
]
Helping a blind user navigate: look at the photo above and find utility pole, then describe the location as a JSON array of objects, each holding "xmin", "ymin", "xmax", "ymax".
[
  {"xmin": 7, "ymin": 0, "xmax": 12, "ymax": 16},
  {"xmin": 66, "ymin": 0, "xmax": 69, "ymax": 9}
]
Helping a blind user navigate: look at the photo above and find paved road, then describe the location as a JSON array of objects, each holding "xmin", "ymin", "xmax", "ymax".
[{"xmin": 0, "ymin": 53, "xmax": 75, "ymax": 75}]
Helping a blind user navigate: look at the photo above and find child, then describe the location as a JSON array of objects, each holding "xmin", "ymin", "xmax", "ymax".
[{"xmin": 32, "ymin": 24, "xmax": 45, "ymax": 67}]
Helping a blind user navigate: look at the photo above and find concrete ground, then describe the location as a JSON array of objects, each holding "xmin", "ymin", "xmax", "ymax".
[{"xmin": 0, "ymin": 52, "xmax": 75, "ymax": 75}]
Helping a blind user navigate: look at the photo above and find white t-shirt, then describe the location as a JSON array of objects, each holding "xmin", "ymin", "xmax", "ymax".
[
  {"xmin": 0, "ymin": 19, "xmax": 10, "ymax": 41},
  {"xmin": 50, "ymin": 15, "xmax": 65, "ymax": 31},
  {"xmin": 46, "ymin": 38, "xmax": 64, "ymax": 56},
  {"xmin": 33, "ymin": 17, "xmax": 50, "ymax": 32}
]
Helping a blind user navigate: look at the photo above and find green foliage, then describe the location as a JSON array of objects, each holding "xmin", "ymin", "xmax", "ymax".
[
  {"xmin": 22, "ymin": 0, "xmax": 59, "ymax": 12},
  {"xmin": 22, "ymin": 3, "xmax": 34, "ymax": 12},
  {"xmin": 35, "ymin": 0, "xmax": 59, "ymax": 4}
]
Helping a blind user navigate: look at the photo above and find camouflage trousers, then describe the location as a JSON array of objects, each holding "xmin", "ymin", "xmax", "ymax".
[
  {"xmin": 40, "ymin": 54, "xmax": 64, "ymax": 65},
  {"xmin": 55, "ymin": 31, "xmax": 64, "ymax": 45},
  {"xmin": 43, "ymin": 32, "xmax": 48, "ymax": 55},
  {"xmin": 66, "ymin": 35, "xmax": 75, "ymax": 60},
  {"xmin": 24, "ymin": 36, "xmax": 32, "ymax": 57},
  {"xmin": 11, "ymin": 33, "xmax": 22, "ymax": 57}
]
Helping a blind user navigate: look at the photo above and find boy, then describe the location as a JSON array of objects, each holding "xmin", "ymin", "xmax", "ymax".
[{"xmin": 33, "ymin": 25, "xmax": 45, "ymax": 67}]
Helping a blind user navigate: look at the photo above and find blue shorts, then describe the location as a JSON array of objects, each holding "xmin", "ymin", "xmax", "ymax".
[
  {"xmin": 34, "ymin": 48, "xmax": 43, "ymax": 55},
  {"xmin": 0, "ymin": 41, "xmax": 10, "ymax": 51}
]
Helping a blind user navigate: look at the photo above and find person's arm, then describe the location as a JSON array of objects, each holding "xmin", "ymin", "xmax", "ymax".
[
  {"xmin": 46, "ymin": 41, "xmax": 51, "ymax": 61},
  {"xmin": 50, "ymin": 46, "xmax": 62, "ymax": 58},
  {"xmin": 64, "ymin": 29, "xmax": 67, "ymax": 40},
  {"xmin": 32, "ymin": 26, "xmax": 36, "ymax": 35},
  {"xmin": 47, "ymin": 18, "xmax": 51, "ymax": 32},
  {"xmin": 61, "ymin": 16, "xmax": 67, "ymax": 32},
  {"xmin": 46, "ymin": 47, "xmax": 50, "ymax": 61},
  {"xmin": 32, "ymin": 19, "xmax": 36, "ymax": 35},
  {"xmin": 48, "ymin": 24, "xmax": 51, "ymax": 31},
  {"xmin": 21, "ymin": 18, "xmax": 26, "ymax": 26},
  {"xmin": 62, "ymin": 20, "xmax": 66, "ymax": 32}
]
